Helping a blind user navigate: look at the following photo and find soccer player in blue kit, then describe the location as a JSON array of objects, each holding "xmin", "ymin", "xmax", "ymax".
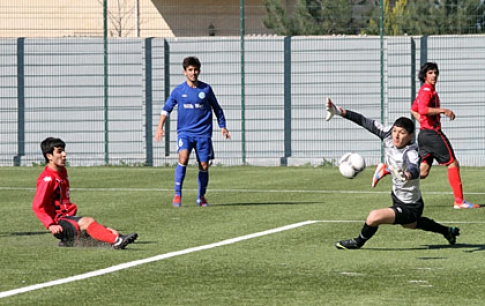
[{"xmin": 155, "ymin": 56, "xmax": 230, "ymax": 207}]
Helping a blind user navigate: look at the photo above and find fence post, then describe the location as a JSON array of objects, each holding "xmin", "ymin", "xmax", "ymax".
[
  {"xmin": 240, "ymin": 0, "xmax": 246, "ymax": 164},
  {"xmin": 144, "ymin": 38, "xmax": 153, "ymax": 166},
  {"xmin": 420, "ymin": 36, "xmax": 428, "ymax": 67},
  {"xmin": 410, "ymin": 37, "xmax": 417, "ymax": 142},
  {"xmin": 14, "ymin": 38, "xmax": 25, "ymax": 167},
  {"xmin": 281, "ymin": 36, "xmax": 292, "ymax": 166},
  {"xmin": 163, "ymin": 39, "xmax": 171, "ymax": 157},
  {"xmin": 103, "ymin": 0, "xmax": 109, "ymax": 164}
]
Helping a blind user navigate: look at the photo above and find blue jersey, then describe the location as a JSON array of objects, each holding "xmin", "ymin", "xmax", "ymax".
[{"xmin": 162, "ymin": 81, "xmax": 227, "ymax": 137}]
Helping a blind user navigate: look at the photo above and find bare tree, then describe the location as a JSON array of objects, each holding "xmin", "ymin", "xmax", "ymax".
[{"xmin": 98, "ymin": 0, "xmax": 136, "ymax": 37}]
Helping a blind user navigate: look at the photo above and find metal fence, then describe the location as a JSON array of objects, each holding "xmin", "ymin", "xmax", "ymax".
[
  {"xmin": 1, "ymin": 35, "xmax": 485, "ymax": 167},
  {"xmin": 1, "ymin": 1, "xmax": 485, "ymax": 167}
]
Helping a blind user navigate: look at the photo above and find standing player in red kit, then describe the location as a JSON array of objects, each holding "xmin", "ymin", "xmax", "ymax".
[
  {"xmin": 410, "ymin": 62, "xmax": 479, "ymax": 209},
  {"xmin": 32, "ymin": 137, "xmax": 138, "ymax": 248}
]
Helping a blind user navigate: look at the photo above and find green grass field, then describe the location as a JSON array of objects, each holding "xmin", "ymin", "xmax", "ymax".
[{"xmin": 0, "ymin": 165, "xmax": 484, "ymax": 306}]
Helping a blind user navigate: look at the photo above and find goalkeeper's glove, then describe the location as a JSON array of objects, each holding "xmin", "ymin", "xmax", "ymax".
[
  {"xmin": 325, "ymin": 97, "xmax": 342, "ymax": 121},
  {"xmin": 388, "ymin": 165, "xmax": 407, "ymax": 181}
]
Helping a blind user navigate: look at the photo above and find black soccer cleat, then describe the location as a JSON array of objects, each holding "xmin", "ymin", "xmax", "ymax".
[
  {"xmin": 335, "ymin": 238, "xmax": 362, "ymax": 250},
  {"xmin": 112, "ymin": 232, "xmax": 138, "ymax": 250},
  {"xmin": 444, "ymin": 227, "xmax": 460, "ymax": 245}
]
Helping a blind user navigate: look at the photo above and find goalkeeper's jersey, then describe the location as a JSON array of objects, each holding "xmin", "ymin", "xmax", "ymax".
[
  {"xmin": 162, "ymin": 81, "xmax": 226, "ymax": 136},
  {"xmin": 344, "ymin": 111, "xmax": 421, "ymax": 204}
]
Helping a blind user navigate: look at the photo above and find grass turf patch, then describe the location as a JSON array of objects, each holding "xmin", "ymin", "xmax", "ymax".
[{"xmin": 0, "ymin": 166, "xmax": 484, "ymax": 305}]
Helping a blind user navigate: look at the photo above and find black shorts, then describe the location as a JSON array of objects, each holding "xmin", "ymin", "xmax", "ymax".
[
  {"xmin": 391, "ymin": 193, "xmax": 424, "ymax": 225},
  {"xmin": 417, "ymin": 129, "xmax": 456, "ymax": 166},
  {"xmin": 54, "ymin": 216, "xmax": 82, "ymax": 247}
]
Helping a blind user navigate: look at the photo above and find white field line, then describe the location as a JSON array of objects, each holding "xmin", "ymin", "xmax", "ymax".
[
  {"xmin": 0, "ymin": 220, "xmax": 318, "ymax": 299},
  {"xmin": 2, "ymin": 186, "xmax": 485, "ymax": 196},
  {"xmin": 2, "ymin": 218, "xmax": 485, "ymax": 299}
]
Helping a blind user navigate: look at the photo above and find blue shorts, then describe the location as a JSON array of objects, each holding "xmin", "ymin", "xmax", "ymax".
[{"xmin": 177, "ymin": 134, "xmax": 214, "ymax": 163}]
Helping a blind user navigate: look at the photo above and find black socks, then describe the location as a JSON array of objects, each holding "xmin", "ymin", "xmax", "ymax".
[
  {"xmin": 356, "ymin": 223, "xmax": 378, "ymax": 246},
  {"xmin": 416, "ymin": 217, "xmax": 448, "ymax": 235}
]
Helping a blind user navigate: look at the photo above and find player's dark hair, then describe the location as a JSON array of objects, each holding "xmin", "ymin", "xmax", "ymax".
[
  {"xmin": 183, "ymin": 56, "xmax": 201, "ymax": 70},
  {"xmin": 393, "ymin": 117, "xmax": 415, "ymax": 135},
  {"xmin": 41, "ymin": 137, "xmax": 65, "ymax": 163},
  {"xmin": 418, "ymin": 62, "xmax": 439, "ymax": 82}
]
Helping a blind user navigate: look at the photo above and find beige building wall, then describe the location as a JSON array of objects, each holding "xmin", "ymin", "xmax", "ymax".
[
  {"xmin": 0, "ymin": 0, "xmax": 380, "ymax": 38},
  {"xmin": 146, "ymin": 0, "xmax": 275, "ymax": 37},
  {"xmin": 0, "ymin": 0, "xmax": 173, "ymax": 38},
  {"xmin": 0, "ymin": 0, "xmax": 271, "ymax": 38}
]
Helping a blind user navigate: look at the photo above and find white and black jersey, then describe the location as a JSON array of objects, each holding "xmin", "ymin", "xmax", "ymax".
[{"xmin": 344, "ymin": 110, "xmax": 421, "ymax": 204}]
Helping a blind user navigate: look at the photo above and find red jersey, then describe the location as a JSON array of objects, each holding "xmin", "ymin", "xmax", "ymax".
[
  {"xmin": 411, "ymin": 83, "xmax": 441, "ymax": 131},
  {"xmin": 32, "ymin": 166, "xmax": 78, "ymax": 229}
]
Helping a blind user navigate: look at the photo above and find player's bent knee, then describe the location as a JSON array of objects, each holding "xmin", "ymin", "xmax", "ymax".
[
  {"xmin": 366, "ymin": 211, "xmax": 381, "ymax": 226},
  {"xmin": 78, "ymin": 216, "xmax": 95, "ymax": 230}
]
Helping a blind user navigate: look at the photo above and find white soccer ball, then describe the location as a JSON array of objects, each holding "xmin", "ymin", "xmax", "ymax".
[{"xmin": 338, "ymin": 152, "xmax": 366, "ymax": 179}]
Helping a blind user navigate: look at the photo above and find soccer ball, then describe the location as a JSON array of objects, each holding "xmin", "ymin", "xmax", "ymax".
[{"xmin": 338, "ymin": 152, "xmax": 366, "ymax": 179}]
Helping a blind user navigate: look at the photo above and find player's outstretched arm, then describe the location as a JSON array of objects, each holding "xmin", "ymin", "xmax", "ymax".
[
  {"xmin": 327, "ymin": 98, "xmax": 386, "ymax": 140},
  {"xmin": 325, "ymin": 97, "xmax": 346, "ymax": 121}
]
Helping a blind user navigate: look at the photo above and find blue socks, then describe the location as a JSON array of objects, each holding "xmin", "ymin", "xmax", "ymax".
[
  {"xmin": 198, "ymin": 170, "xmax": 209, "ymax": 197},
  {"xmin": 174, "ymin": 163, "xmax": 187, "ymax": 196},
  {"xmin": 174, "ymin": 164, "xmax": 209, "ymax": 199}
]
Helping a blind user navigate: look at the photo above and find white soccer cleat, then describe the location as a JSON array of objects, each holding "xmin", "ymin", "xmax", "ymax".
[{"xmin": 325, "ymin": 97, "xmax": 342, "ymax": 121}]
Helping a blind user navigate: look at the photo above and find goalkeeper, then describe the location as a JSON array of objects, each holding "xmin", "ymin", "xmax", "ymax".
[{"xmin": 325, "ymin": 98, "xmax": 460, "ymax": 249}]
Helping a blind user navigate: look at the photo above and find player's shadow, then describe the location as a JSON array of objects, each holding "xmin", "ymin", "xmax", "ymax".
[
  {"xmin": 0, "ymin": 231, "xmax": 50, "ymax": 238},
  {"xmin": 0, "ymin": 231, "xmax": 149, "ymax": 249},
  {"xmin": 364, "ymin": 243, "xmax": 485, "ymax": 253},
  {"xmin": 427, "ymin": 243, "xmax": 485, "ymax": 253},
  {"xmin": 217, "ymin": 201, "xmax": 322, "ymax": 207},
  {"xmin": 65, "ymin": 236, "xmax": 149, "ymax": 249}
]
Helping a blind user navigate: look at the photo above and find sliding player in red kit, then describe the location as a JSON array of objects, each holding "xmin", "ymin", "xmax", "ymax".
[
  {"xmin": 32, "ymin": 137, "xmax": 138, "ymax": 248},
  {"xmin": 410, "ymin": 62, "xmax": 479, "ymax": 209}
]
